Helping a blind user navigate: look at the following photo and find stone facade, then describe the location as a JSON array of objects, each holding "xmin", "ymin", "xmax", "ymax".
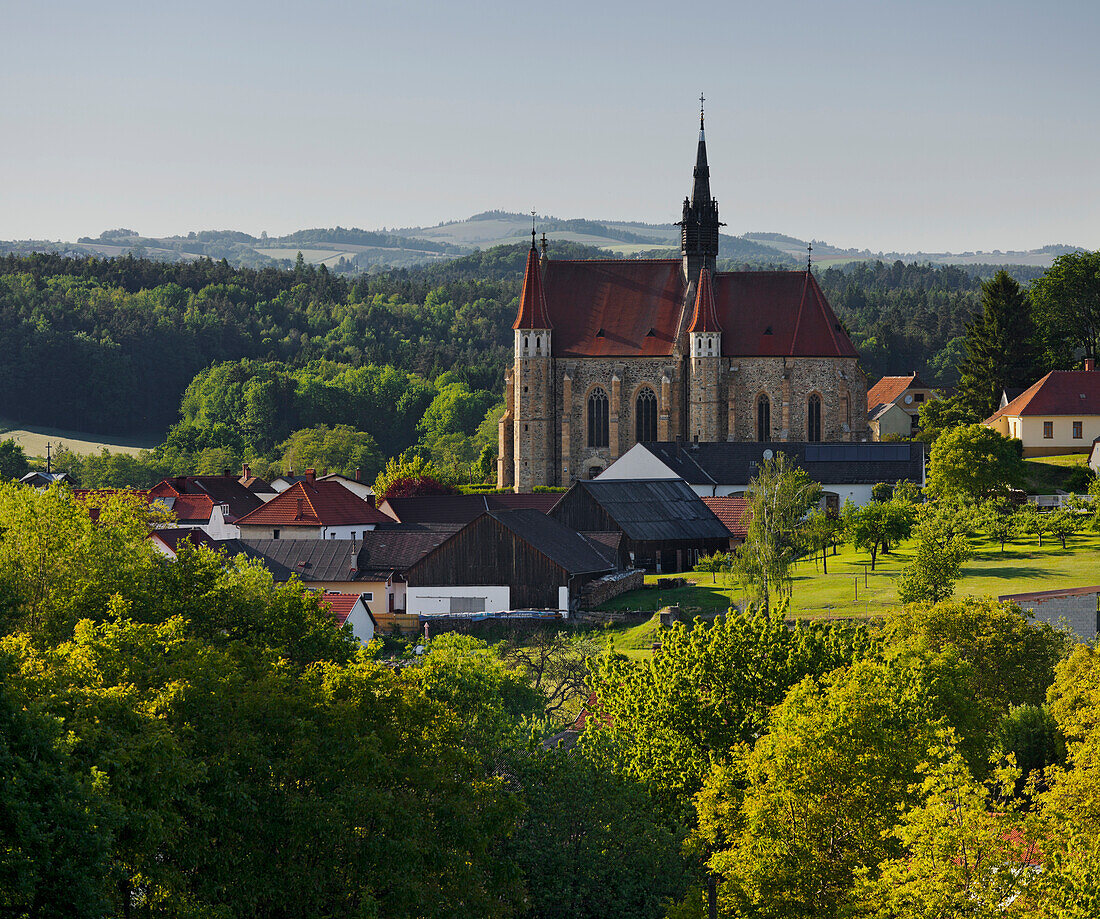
[{"xmin": 500, "ymin": 347, "xmax": 868, "ymax": 489}]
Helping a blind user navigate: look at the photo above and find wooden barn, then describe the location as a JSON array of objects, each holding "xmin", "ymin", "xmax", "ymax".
[
  {"xmin": 404, "ymin": 508, "xmax": 618, "ymax": 613},
  {"xmin": 548, "ymin": 478, "xmax": 731, "ymax": 573}
]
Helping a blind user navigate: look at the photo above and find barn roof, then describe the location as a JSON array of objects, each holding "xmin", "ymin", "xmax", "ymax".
[
  {"xmin": 561, "ymin": 479, "xmax": 730, "ymax": 543},
  {"xmin": 487, "ymin": 508, "xmax": 618, "ymax": 575},
  {"xmin": 234, "ymin": 539, "xmax": 365, "ymax": 582},
  {"xmin": 378, "ymin": 493, "xmax": 560, "ymax": 526}
]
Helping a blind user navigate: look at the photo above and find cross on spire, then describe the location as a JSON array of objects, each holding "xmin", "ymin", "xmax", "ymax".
[
  {"xmin": 699, "ymin": 92, "xmax": 705, "ymax": 126},
  {"xmin": 807, "ymin": 242, "xmax": 813, "ymax": 271}
]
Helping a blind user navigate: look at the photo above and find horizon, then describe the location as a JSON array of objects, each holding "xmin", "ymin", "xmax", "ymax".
[{"xmin": 3, "ymin": 0, "xmax": 1098, "ymax": 252}]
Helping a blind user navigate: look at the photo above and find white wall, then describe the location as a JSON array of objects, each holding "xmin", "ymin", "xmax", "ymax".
[
  {"xmin": 558, "ymin": 585, "xmax": 570, "ymax": 616},
  {"xmin": 407, "ymin": 586, "xmax": 511, "ymax": 616},
  {"xmin": 345, "ymin": 600, "xmax": 376, "ymax": 644},
  {"xmin": 598, "ymin": 444, "xmax": 681, "ymax": 479},
  {"xmin": 697, "ymin": 483, "xmax": 877, "ymax": 507}
]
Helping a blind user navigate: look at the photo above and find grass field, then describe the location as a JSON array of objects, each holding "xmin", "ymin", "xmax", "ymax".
[
  {"xmin": 597, "ymin": 531, "xmax": 1100, "ymax": 620},
  {"xmin": 1023, "ymin": 453, "xmax": 1093, "ymax": 493},
  {"xmin": 0, "ymin": 422, "xmax": 158, "ymax": 458}
]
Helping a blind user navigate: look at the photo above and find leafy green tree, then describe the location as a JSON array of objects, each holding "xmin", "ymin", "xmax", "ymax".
[
  {"xmin": 956, "ymin": 270, "xmax": 1041, "ymax": 420},
  {"xmin": 731, "ymin": 454, "xmax": 822, "ymax": 606},
  {"xmin": 916, "ymin": 393, "xmax": 975, "ymax": 444},
  {"xmin": 998, "ymin": 704, "xmax": 1066, "ymax": 795},
  {"xmin": 897, "ymin": 503, "xmax": 973, "ymax": 605},
  {"xmin": 0, "ymin": 438, "xmax": 29, "ymax": 481},
  {"xmin": 701, "ymin": 662, "xmax": 939, "ymax": 919},
  {"xmin": 843, "ymin": 498, "xmax": 914, "ymax": 570},
  {"xmin": 1047, "ymin": 506, "xmax": 1083, "ymax": 549},
  {"xmin": 694, "ymin": 550, "xmax": 728, "ymax": 583},
  {"xmin": 278, "ymin": 423, "xmax": 382, "ymax": 481},
  {"xmin": 800, "ymin": 509, "xmax": 842, "ymax": 573},
  {"xmin": 372, "ymin": 452, "xmax": 456, "ymax": 499},
  {"xmin": 1016, "ymin": 502, "xmax": 1051, "ymax": 547},
  {"xmin": 1029, "ymin": 250, "xmax": 1100, "ymax": 367},
  {"xmin": 926, "ymin": 423, "xmax": 1025, "ymax": 501},
  {"xmin": 981, "ymin": 498, "xmax": 1018, "ymax": 552}
]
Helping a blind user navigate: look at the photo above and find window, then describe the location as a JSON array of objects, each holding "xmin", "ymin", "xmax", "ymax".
[
  {"xmin": 914, "ymin": 393, "xmax": 925, "ymax": 403},
  {"xmin": 1044, "ymin": 421, "xmax": 1053, "ymax": 439},
  {"xmin": 636, "ymin": 387, "xmax": 658, "ymax": 443},
  {"xmin": 351, "ymin": 532, "xmax": 356, "ymax": 540},
  {"xmin": 756, "ymin": 395, "xmax": 770, "ymax": 442},
  {"xmin": 1074, "ymin": 421, "xmax": 1083, "ymax": 439},
  {"xmin": 362, "ymin": 592, "xmax": 373, "ymax": 602},
  {"xmin": 807, "ymin": 394, "xmax": 822, "ymax": 442},
  {"xmin": 273, "ymin": 529, "xmax": 280, "ymax": 539},
  {"xmin": 588, "ymin": 387, "xmax": 609, "ymax": 448}
]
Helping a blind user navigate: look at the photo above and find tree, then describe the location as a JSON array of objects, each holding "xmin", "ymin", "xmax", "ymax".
[
  {"xmin": 981, "ymin": 499, "xmax": 1018, "ymax": 553},
  {"xmin": 693, "ymin": 550, "xmax": 728, "ymax": 583},
  {"xmin": 1047, "ymin": 506, "xmax": 1083, "ymax": 549},
  {"xmin": 800, "ymin": 509, "xmax": 842, "ymax": 573},
  {"xmin": 1029, "ymin": 250, "xmax": 1100, "ymax": 367},
  {"xmin": 278, "ymin": 423, "xmax": 382, "ymax": 481},
  {"xmin": 1016, "ymin": 502, "xmax": 1051, "ymax": 547},
  {"xmin": 701, "ymin": 662, "xmax": 939, "ymax": 919},
  {"xmin": 0, "ymin": 438, "xmax": 29, "ymax": 481},
  {"xmin": 926, "ymin": 423, "xmax": 1025, "ymax": 501},
  {"xmin": 917, "ymin": 394, "xmax": 976, "ymax": 444},
  {"xmin": 897, "ymin": 504, "xmax": 973, "ymax": 605},
  {"xmin": 956, "ymin": 270, "xmax": 1041, "ymax": 420},
  {"xmin": 843, "ymin": 498, "xmax": 914, "ymax": 571},
  {"xmin": 730, "ymin": 454, "xmax": 822, "ymax": 606},
  {"xmin": 372, "ymin": 452, "xmax": 457, "ymax": 499},
  {"xmin": 500, "ymin": 630, "xmax": 600, "ymax": 719}
]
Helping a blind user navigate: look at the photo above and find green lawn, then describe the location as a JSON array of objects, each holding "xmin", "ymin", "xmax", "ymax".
[
  {"xmin": 1022, "ymin": 453, "xmax": 1093, "ymax": 493},
  {"xmin": 597, "ymin": 531, "xmax": 1100, "ymax": 620}
]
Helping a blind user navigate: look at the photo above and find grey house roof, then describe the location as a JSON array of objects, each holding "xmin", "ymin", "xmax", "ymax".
[
  {"xmin": 558, "ymin": 479, "xmax": 731, "ymax": 543},
  {"xmin": 637, "ymin": 441, "xmax": 925, "ymax": 487}
]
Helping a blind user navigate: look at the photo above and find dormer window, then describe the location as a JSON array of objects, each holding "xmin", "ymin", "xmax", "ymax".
[{"xmin": 596, "ymin": 328, "xmax": 605, "ymax": 337}]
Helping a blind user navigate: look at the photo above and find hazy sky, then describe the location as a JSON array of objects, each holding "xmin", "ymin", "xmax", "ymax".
[{"xmin": 3, "ymin": 0, "xmax": 1098, "ymax": 251}]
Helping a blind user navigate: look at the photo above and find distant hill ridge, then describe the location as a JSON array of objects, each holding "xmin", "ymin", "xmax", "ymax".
[{"xmin": 0, "ymin": 212, "xmax": 1084, "ymax": 273}]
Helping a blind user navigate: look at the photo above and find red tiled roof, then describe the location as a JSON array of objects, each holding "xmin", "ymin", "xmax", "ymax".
[
  {"xmin": 512, "ymin": 245, "xmax": 552, "ymax": 330},
  {"xmin": 544, "ymin": 259, "xmax": 685, "ymax": 357},
  {"xmin": 540, "ymin": 260, "xmax": 858, "ymax": 359},
  {"xmin": 702, "ymin": 497, "xmax": 752, "ymax": 537},
  {"xmin": 237, "ymin": 481, "xmax": 393, "ymax": 528},
  {"xmin": 317, "ymin": 592, "xmax": 361, "ymax": 627},
  {"xmin": 165, "ymin": 494, "xmax": 215, "ymax": 523},
  {"xmin": 986, "ymin": 370, "xmax": 1100, "ymax": 422},
  {"xmin": 867, "ymin": 373, "xmax": 927, "ymax": 410},
  {"xmin": 688, "ymin": 268, "xmax": 722, "ymax": 333}
]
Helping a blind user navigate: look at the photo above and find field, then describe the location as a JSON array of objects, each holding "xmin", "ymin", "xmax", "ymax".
[
  {"xmin": 597, "ymin": 531, "xmax": 1100, "ymax": 620},
  {"xmin": 0, "ymin": 422, "xmax": 158, "ymax": 458},
  {"xmin": 1023, "ymin": 453, "xmax": 1093, "ymax": 493}
]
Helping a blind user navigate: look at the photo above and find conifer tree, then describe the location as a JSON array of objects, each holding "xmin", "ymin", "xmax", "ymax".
[{"xmin": 956, "ymin": 270, "xmax": 1040, "ymax": 420}]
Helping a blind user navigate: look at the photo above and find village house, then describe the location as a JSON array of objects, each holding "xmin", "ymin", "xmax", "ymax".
[
  {"xmin": 235, "ymin": 470, "xmax": 394, "ymax": 540},
  {"xmin": 317, "ymin": 592, "xmax": 378, "ymax": 644},
  {"xmin": 599, "ymin": 440, "xmax": 926, "ymax": 512},
  {"xmin": 270, "ymin": 469, "xmax": 373, "ymax": 501},
  {"xmin": 866, "ymin": 372, "xmax": 935, "ymax": 440},
  {"xmin": 983, "ymin": 362, "xmax": 1100, "ymax": 456},
  {"xmin": 147, "ymin": 472, "xmax": 274, "ymax": 539}
]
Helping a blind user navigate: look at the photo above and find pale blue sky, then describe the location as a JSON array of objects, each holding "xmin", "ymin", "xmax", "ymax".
[{"xmin": 2, "ymin": 0, "xmax": 1098, "ymax": 251}]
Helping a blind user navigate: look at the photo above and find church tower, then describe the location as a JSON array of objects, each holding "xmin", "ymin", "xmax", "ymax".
[
  {"xmin": 510, "ymin": 234, "xmax": 554, "ymax": 491},
  {"xmin": 679, "ymin": 103, "xmax": 721, "ymax": 281},
  {"xmin": 688, "ymin": 267, "xmax": 723, "ymax": 441}
]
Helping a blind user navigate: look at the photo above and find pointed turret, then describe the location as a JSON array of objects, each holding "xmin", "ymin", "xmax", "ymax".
[
  {"xmin": 512, "ymin": 240, "xmax": 552, "ymax": 331},
  {"xmin": 688, "ymin": 267, "xmax": 722, "ymax": 334},
  {"xmin": 679, "ymin": 102, "xmax": 721, "ymax": 280}
]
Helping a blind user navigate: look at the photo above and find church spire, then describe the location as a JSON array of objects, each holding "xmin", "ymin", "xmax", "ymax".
[
  {"xmin": 679, "ymin": 95, "xmax": 721, "ymax": 280},
  {"xmin": 512, "ymin": 240, "xmax": 552, "ymax": 330}
]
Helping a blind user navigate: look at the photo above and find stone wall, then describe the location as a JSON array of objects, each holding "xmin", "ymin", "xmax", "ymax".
[{"xmin": 577, "ymin": 568, "xmax": 644, "ymax": 609}]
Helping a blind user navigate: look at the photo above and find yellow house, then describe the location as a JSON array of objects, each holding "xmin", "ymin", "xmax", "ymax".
[{"xmin": 984, "ymin": 363, "xmax": 1100, "ymax": 457}]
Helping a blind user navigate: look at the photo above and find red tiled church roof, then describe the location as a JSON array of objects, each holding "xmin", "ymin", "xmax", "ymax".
[
  {"xmin": 512, "ymin": 244, "xmax": 552, "ymax": 330},
  {"xmin": 688, "ymin": 268, "xmax": 722, "ymax": 333},
  {"xmin": 986, "ymin": 370, "xmax": 1100, "ymax": 422},
  {"xmin": 536, "ymin": 260, "xmax": 858, "ymax": 359},
  {"xmin": 237, "ymin": 481, "xmax": 393, "ymax": 528}
]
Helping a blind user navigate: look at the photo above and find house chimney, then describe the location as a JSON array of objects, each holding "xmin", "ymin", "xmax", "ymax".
[
  {"xmin": 355, "ymin": 467, "xmax": 361, "ymax": 482},
  {"xmin": 305, "ymin": 468, "xmax": 316, "ymax": 485},
  {"xmin": 1086, "ymin": 358, "xmax": 1096, "ymax": 372},
  {"xmin": 223, "ymin": 468, "xmax": 230, "ymax": 478},
  {"xmin": 296, "ymin": 497, "xmax": 304, "ymax": 519},
  {"xmin": 242, "ymin": 463, "xmax": 251, "ymax": 479}
]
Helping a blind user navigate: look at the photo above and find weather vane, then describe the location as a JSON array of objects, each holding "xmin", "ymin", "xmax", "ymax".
[
  {"xmin": 531, "ymin": 209, "xmax": 536, "ymax": 247},
  {"xmin": 807, "ymin": 242, "xmax": 813, "ymax": 271},
  {"xmin": 699, "ymin": 92, "xmax": 705, "ymax": 125}
]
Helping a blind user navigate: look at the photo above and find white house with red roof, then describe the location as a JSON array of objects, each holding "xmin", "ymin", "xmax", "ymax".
[
  {"xmin": 983, "ymin": 362, "xmax": 1100, "ymax": 456},
  {"xmin": 235, "ymin": 470, "xmax": 394, "ymax": 540},
  {"xmin": 316, "ymin": 591, "xmax": 377, "ymax": 643}
]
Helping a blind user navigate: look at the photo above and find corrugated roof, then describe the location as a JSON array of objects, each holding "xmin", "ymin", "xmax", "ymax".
[
  {"xmin": 566, "ymin": 479, "xmax": 731, "ymax": 543},
  {"xmin": 379, "ymin": 493, "xmax": 560, "ymax": 525},
  {"xmin": 488, "ymin": 508, "xmax": 617, "ymax": 575},
  {"xmin": 356, "ymin": 526, "xmax": 460, "ymax": 575},
  {"xmin": 636, "ymin": 441, "xmax": 926, "ymax": 487},
  {"xmin": 237, "ymin": 481, "xmax": 393, "ymax": 527},
  {"xmin": 986, "ymin": 370, "xmax": 1100, "ymax": 421},
  {"xmin": 233, "ymin": 539, "xmax": 366, "ymax": 582}
]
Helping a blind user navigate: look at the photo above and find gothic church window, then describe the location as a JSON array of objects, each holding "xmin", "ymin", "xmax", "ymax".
[
  {"xmin": 636, "ymin": 387, "xmax": 658, "ymax": 443},
  {"xmin": 588, "ymin": 387, "xmax": 609, "ymax": 448},
  {"xmin": 807, "ymin": 394, "xmax": 822, "ymax": 442},
  {"xmin": 756, "ymin": 395, "xmax": 770, "ymax": 442}
]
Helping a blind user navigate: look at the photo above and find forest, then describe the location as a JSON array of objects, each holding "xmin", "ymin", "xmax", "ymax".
[
  {"xmin": 0, "ymin": 246, "xmax": 1088, "ymax": 488},
  {"xmin": 4, "ymin": 483, "xmax": 1100, "ymax": 918}
]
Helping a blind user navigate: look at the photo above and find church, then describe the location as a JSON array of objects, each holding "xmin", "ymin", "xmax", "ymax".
[{"xmin": 498, "ymin": 112, "xmax": 869, "ymax": 492}]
